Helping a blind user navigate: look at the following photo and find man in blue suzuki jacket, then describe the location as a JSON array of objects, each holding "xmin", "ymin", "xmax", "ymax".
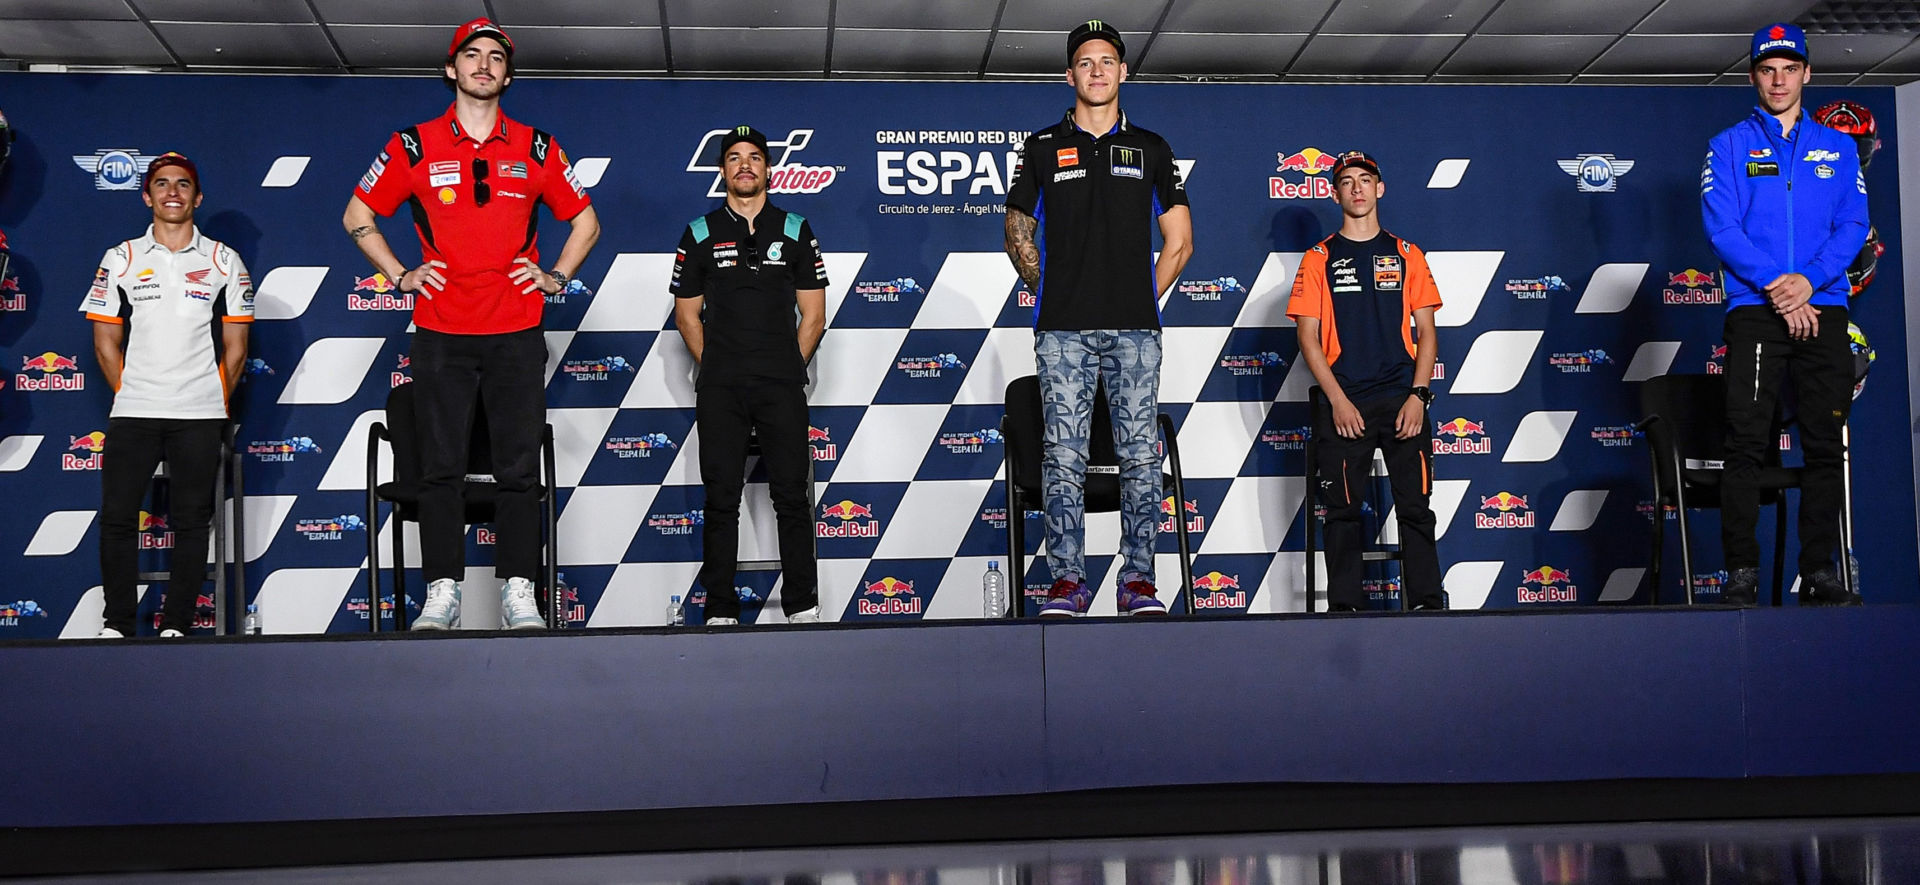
[{"xmin": 1701, "ymin": 22, "xmax": 1868, "ymax": 606}]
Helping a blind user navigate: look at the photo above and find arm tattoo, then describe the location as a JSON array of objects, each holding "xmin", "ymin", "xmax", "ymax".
[
  {"xmin": 348, "ymin": 225, "xmax": 378, "ymax": 242},
  {"xmin": 1004, "ymin": 209, "xmax": 1041, "ymax": 292}
]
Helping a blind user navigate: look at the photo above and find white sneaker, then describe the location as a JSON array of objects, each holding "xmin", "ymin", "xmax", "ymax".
[
  {"xmin": 413, "ymin": 578, "xmax": 461, "ymax": 630},
  {"xmin": 786, "ymin": 606, "xmax": 821, "ymax": 624},
  {"xmin": 705, "ymin": 616, "xmax": 739, "ymax": 626},
  {"xmin": 159, "ymin": 628, "xmax": 185, "ymax": 638},
  {"xmin": 500, "ymin": 577, "xmax": 544, "ymax": 630},
  {"xmin": 96, "ymin": 627, "xmax": 126, "ymax": 639}
]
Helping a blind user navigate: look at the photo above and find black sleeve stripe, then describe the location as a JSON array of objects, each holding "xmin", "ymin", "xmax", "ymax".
[
  {"xmin": 399, "ymin": 126, "xmax": 425, "ymax": 165},
  {"xmin": 530, "ymin": 129, "xmax": 553, "ymax": 166},
  {"xmin": 116, "ymin": 286, "xmax": 132, "ymax": 319}
]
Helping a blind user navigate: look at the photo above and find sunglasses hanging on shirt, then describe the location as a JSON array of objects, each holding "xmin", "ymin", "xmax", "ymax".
[{"xmin": 472, "ymin": 157, "xmax": 491, "ymax": 207}]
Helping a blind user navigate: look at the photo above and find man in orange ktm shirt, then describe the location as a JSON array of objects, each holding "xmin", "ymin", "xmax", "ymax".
[
  {"xmin": 343, "ymin": 18, "xmax": 601, "ymax": 631},
  {"xmin": 1286, "ymin": 151, "xmax": 1443, "ymax": 612}
]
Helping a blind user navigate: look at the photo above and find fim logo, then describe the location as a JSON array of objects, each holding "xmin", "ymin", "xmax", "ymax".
[
  {"xmin": 808, "ymin": 425, "xmax": 838, "ymax": 461},
  {"xmin": 72, "ymin": 148, "xmax": 158, "ymax": 190},
  {"xmin": 1177, "ymin": 276, "xmax": 1244, "ymax": 301},
  {"xmin": 687, "ymin": 127, "xmax": 838, "ymax": 198},
  {"xmin": 0, "ymin": 273, "xmax": 23, "ymax": 312},
  {"xmin": 1159, "ymin": 496, "xmax": 1205, "ymax": 534},
  {"xmin": 17, "ymin": 351, "xmax": 84, "ymax": 392},
  {"xmin": 1707, "ymin": 343, "xmax": 1727, "ymax": 375},
  {"xmin": 1476, "ymin": 492, "xmax": 1534, "ymax": 529},
  {"xmin": 392, "ymin": 353, "xmax": 412, "ymax": 388},
  {"xmin": 1261, "ymin": 426, "xmax": 1308, "ymax": 451},
  {"xmin": 1432, "ymin": 418, "xmax": 1491, "ymax": 456},
  {"xmin": 1505, "ymin": 276, "xmax": 1569, "ymax": 300},
  {"xmin": 1218, "ymin": 351, "xmax": 1285, "ymax": 376},
  {"xmin": 1549, "ymin": 348, "xmax": 1612, "ymax": 373},
  {"xmin": 646, "ymin": 509, "xmax": 704, "ymax": 536},
  {"xmin": 1518, "ymin": 565, "xmax": 1578, "ymax": 604},
  {"xmin": 248, "ymin": 436, "xmax": 322, "ymax": 462},
  {"xmin": 859, "ymin": 576, "xmax": 921, "ymax": 616},
  {"xmin": 817, "ymin": 499, "xmax": 880, "ymax": 539},
  {"xmin": 896, "ymin": 352, "xmax": 966, "ymax": 378},
  {"xmin": 1270, "ymin": 147, "xmax": 1338, "ymax": 200},
  {"xmin": 562, "ymin": 355, "xmax": 634, "ymax": 380},
  {"xmin": 294, "ymin": 514, "xmax": 366, "ymax": 541},
  {"xmin": 1591, "ymin": 424, "xmax": 1640, "ymax": 448},
  {"xmin": 347, "ymin": 274, "xmax": 414, "ymax": 311},
  {"xmin": 138, "ymin": 510, "xmax": 175, "ymax": 549},
  {"xmin": 1664, "ymin": 268, "xmax": 1724, "ymax": 305},
  {"xmin": 938, "ymin": 427, "xmax": 1003, "ymax": 453},
  {"xmin": 854, "ymin": 277, "xmax": 923, "ymax": 303},
  {"xmin": 1557, "ymin": 153, "xmax": 1635, "ymax": 193},
  {"xmin": 1190, "ymin": 570, "xmax": 1245, "ymax": 609},
  {"xmin": 0, "ymin": 600, "xmax": 47, "ymax": 627},
  {"xmin": 605, "ymin": 432, "xmax": 676, "ymax": 458},
  {"xmin": 64, "ymin": 430, "xmax": 106, "ymax": 470}
]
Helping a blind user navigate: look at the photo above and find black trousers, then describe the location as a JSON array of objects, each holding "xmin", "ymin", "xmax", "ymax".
[
  {"xmin": 99, "ymin": 417, "xmax": 225, "ymax": 634},
  {"xmin": 1315, "ymin": 393, "xmax": 1442, "ymax": 609},
  {"xmin": 410, "ymin": 327, "xmax": 546, "ymax": 582},
  {"xmin": 696, "ymin": 381, "xmax": 817, "ymax": 618},
  {"xmin": 1722, "ymin": 304, "xmax": 1853, "ymax": 574}
]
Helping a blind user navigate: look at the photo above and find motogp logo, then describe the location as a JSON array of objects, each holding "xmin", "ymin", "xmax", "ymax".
[{"xmin": 686, "ymin": 128, "xmax": 838, "ymax": 198}]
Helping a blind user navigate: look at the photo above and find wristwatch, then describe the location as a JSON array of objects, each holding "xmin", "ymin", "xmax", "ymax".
[
  {"xmin": 1410, "ymin": 386, "xmax": 1434, "ymax": 407},
  {"xmin": 548, "ymin": 269, "xmax": 570, "ymax": 293}
]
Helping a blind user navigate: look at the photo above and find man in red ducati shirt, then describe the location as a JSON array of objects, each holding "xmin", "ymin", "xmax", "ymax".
[{"xmin": 343, "ymin": 18, "xmax": 601, "ymax": 631}]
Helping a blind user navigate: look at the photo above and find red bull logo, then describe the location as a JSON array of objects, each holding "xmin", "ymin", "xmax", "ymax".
[
  {"xmin": 0, "ymin": 274, "xmax": 23, "ymax": 312},
  {"xmin": 858, "ymin": 576, "xmax": 922, "ymax": 615},
  {"xmin": 1432, "ymin": 417, "xmax": 1492, "ymax": 455},
  {"xmin": 1518, "ymin": 565, "xmax": 1578, "ymax": 603},
  {"xmin": 1158, "ymin": 496, "xmax": 1206, "ymax": 533},
  {"xmin": 63, "ymin": 430, "xmax": 107, "ymax": 470},
  {"xmin": 1475, "ymin": 491, "xmax": 1535, "ymax": 529},
  {"xmin": 348, "ymin": 273, "xmax": 414, "ymax": 310},
  {"xmin": 392, "ymin": 352, "xmax": 412, "ymax": 388},
  {"xmin": 1190, "ymin": 570, "xmax": 1246, "ymax": 609},
  {"xmin": 808, "ymin": 425, "xmax": 838, "ymax": 462},
  {"xmin": 1270, "ymin": 147, "xmax": 1338, "ymax": 199},
  {"xmin": 1663, "ymin": 268, "xmax": 1724, "ymax": 305},
  {"xmin": 1707, "ymin": 342, "xmax": 1728, "ymax": 374},
  {"xmin": 138, "ymin": 510, "xmax": 175, "ymax": 549},
  {"xmin": 16, "ymin": 351, "xmax": 84, "ymax": 391},
  {"xmin": 817, "ymin": 499, "xmax": 880, "ymax": 538}
]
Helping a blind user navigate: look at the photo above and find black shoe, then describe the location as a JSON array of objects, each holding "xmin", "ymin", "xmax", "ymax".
[
  {"xmin": 1800, "ymin": 566, "xmax": 1862, "ymax": 607},
  {"xmin": 1721, "ymin": 567, "xmax": 1759, "ymax": 607}
]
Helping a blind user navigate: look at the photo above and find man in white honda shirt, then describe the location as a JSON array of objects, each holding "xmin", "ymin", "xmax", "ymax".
[{"xmin": 82, "ymin": 152, "xmax": 253, "ymax": 638}]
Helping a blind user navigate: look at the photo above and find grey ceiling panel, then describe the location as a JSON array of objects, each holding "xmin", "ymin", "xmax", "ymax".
[
  {"xmin": 1480, "ymin": 0, "xmax": 1664, "ymax": 35},
  {"xmin": 310, "ymin": 0, "xmax": 486, "ymax": 26},
  {"xmin": 1635, "ymin": 0, "xmax": 1817, "ymax": 34},
  {"xmin": 835, "ymin": 0, "xmax": 998, "ymax": 30},
  {"xmin": 996, "ymin": 0, "xmax": 1168, "ymax": 34},
  {"xmin": 1797, "ymin": 32, "xmax": 1917, "ymax": 70},
  {"xmin": 664, "ymin": 0, "xmax": 830, "ymax": 28},
  {"xmin": 0, "ymin": 0, "xmax": 133, "ymax": 19},
  {"xmin": 1850, "ymin": 72, "xmax": 1918, "ymax": 83},
  {"xmin": 331, "ymin": 24, "xmax": 468, "ymax": 69},
  {"xmin": 1290, "ymin": 33, "xmax": 1464, "ymax": 75},
  {"xmin": 670, "ymin": 27, "xmax": 829, "ymax": 72},
  {"xmin": 831, "ymin": 28, "xmax": 990, "ymax": 72},
  {"xmin": 0, "ymin": 19, "xmax": 173, "ymax": 64},
  {"xmin": 1576, "ymin": 73, "xmax": 1723, "ymax": 83},
  {"xmin": 986, "ymin": 30, "xmax": 1073, "ymax": 74},
  {"xmin": 1159, "ymin": 0, "xmax": 1335, "ymax": 33},
  {"xmin": 1140, "ymin": 33, "xmax": 1306, "ymax": 75},
  {"xmin": 509, "ymin": 26, "xmax": 667, "ymax": 71},
  {"xmin": 1429, "ymin": 73, "xmax": 1579, "ymax": 83},
  {"xmin": 1440, "ymin": 34, "xmax": 1615, "ymax": 75},
  {"xmin": 1588, "ymin": 34, "xmax": 1753, "ymax": 74},
  {"xmin": 492, "ymin": 0, "xmax": 661, "ymax": 27},
  {"xmin": 1870, "ymin": 38, "xmax": 1920, "ymax": 72},
  {"xmin": 1318, "ymin": 0, "xmax": 1503, "ymax": 35},
  {"xmin": 132, "ymin": 0, "xmax": 314, "ymax": 22},
  {"xmin": 154, "ymin": 21, "xmax": 340, "ymax": 67}
]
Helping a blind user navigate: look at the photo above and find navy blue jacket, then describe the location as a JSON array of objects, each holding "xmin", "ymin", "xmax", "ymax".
[{"xmin": 1701, "ymin": 106, "xmax": 1868, "ymax": 310}]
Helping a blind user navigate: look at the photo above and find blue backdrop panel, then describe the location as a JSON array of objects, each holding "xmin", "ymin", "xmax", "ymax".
[{"xmin": 0, "ymin": 74, "xmax": 1910, "ymax": 637}]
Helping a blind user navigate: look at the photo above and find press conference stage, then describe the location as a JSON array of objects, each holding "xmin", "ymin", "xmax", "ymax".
[{"xmin": 6, "ymin": 604, "xmax": 1920, "ymax": 876}]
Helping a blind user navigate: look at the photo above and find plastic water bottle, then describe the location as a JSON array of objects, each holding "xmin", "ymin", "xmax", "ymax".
[
  {"xmin": 983, "ymin": 560, "xmax": 1007, "ymax": 618},
  {"xmin": 243, "ymin": 603, "xmax": 262, "ymax": 635},
  {"xmin": 667, "ymin": 594, "xmax": 685, "ymax": 627}
]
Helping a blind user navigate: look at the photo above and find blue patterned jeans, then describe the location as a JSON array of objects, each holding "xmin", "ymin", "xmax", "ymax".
[{"xmin": 1034, "ymin": 329, "xmax": 1163, "ymax": 588}]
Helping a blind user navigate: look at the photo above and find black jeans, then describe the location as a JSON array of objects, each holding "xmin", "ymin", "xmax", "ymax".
[
  {"xmin": 1315, "ymin": 393, "xmax": 1442, "ymax": 609},
  {"xmin": 99, "ymin": 417, "xmax": 225, "ymax": 634},
  {"xmin": 1721, "ymin": 304, "xmax": 1853, "ymax": 574},
  {"xmin": 696, "ymin": 381, "xmax": 817, "ymax": 618},
  {"xmin": 410, "ymin": 327, "xmax": 546, "ymax": 582}
]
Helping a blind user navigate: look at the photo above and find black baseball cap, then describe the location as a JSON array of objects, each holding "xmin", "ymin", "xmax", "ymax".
[
  {"xmin": 1328, "ymin": 150, "xmax": 1382, "ymax": 180},
  {"xmin": 717, "ymin": 125, "xmax": 769, "ymax": 162},
  {"xmin": 1067, "ymin": 20, "xmax": 1125, "ymax": 63}
]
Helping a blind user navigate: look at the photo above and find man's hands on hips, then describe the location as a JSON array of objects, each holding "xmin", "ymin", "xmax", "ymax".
[
  {"xmin": 1783, "ymin": 303, "xmax": 1821, "ymax": 340},
  {"xmin": 511, "ymin": 258, "xmax": 562, "ymax": 295},
  {"xmin": 1330, "ymin": 396, "xmax": 1365, "ymax": 439},
  {"xmin": 1765, "ymin": 273, "xmax": 1814, "ymax": 313},
  {"xmin": 1395, "ymin": 396, "xmax": 1426, "ymax": 440}
]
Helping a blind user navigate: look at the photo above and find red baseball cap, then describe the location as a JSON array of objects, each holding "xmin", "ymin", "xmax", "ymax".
[
  {"xmin": 143, "ymin": 151, "xmax": 199, "ymax": 190},
  {"xmin": 448, "ymin": 17, "xmax": 514, "ymax": 59}
]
